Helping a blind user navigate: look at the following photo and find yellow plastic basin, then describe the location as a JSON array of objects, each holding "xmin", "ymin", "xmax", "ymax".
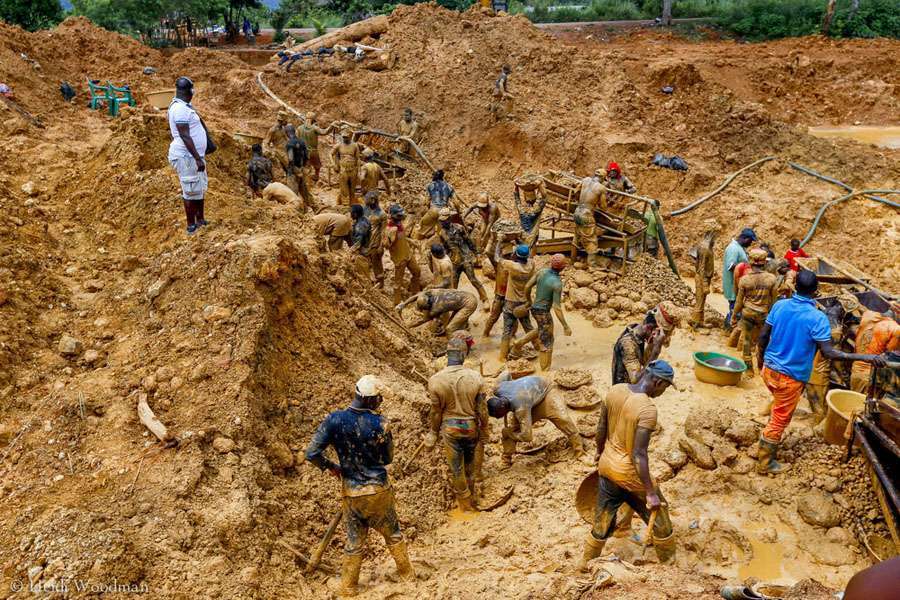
[{"xmin": 824, "ymin": 389, "xmax": 865, "ymax": 445}]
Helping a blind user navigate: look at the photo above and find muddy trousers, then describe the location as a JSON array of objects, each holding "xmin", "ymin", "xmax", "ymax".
[
  {"xmin": 502, "ymin": 300, "xmax": 534, "ymax": 340},
  {"xmin": 337, "ymin": 164, "xmax": 358, "ymax": 206},
  {"xmin": 850, "ymin": 368, "xmax": 871, "ymax": 396},
  {"xmin": 761, "ymin": 366, "xmax": 804, "ymax": 443},
  {"xmin": 452, "ymin": 262, "xmax": 488, "ymax": 302},
  {"xmin": 805, "ymin": 382, "xmax": 828, "ymax": 424},
  {"xmin": 692, "ymin": 278, "xmax": 711, "ymax": 325},
  {"xmin": 483, "ymin": 293, "xmax": 505, "ymax": 336},
  {"xmin": 501, "ymin": 390, "xmax": 581, "ymax": 458},
  {"xmin": 442, "ymin": 432, "xmax": 478, "ymax": 501},
  {"xmin": 343, "ymin": 488, "xmax": 404, "ymax": 555},
  {"xmin": 445, "ymin": 296, "xmax": 478, "ymax": 334},
  {"xmin": 368, "ymin": 248, "xmax": 385, "ymax": 286},
  {"xmin": 590, "ymin": 476, "xmax": 675, "ymax": 563},
  {"xmin": 287, "ymin": 169, "xmax": 316, "ymax": 211},
  {"xmin": 392, "ymin": 258, "xmax": 422, "ymax": 305},
  {"xmin": 739, "ymin": 308, "xmax": 766, "ymax": 369}
]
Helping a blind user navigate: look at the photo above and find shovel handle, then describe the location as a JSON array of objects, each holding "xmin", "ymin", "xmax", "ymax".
[{"xmin": 305, "ymin": 510, "xmax": 342, "ymax": 575}]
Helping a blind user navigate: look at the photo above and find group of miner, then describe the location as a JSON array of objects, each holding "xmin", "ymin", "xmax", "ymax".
[{"xmin": 165, "ymin": 77, "xmax": 898, "ymax": 598}]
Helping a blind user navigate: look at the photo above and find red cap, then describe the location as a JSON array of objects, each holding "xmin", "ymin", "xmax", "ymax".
[
  {"xmin": 550, "ymin": 254, "xmax": 568, "ymax": 271},
  {"xmin": 607, "ymin": 161, "xmax": 620, "ymax": 174}
]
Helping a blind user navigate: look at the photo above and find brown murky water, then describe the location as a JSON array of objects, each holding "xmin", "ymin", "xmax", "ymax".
[{"xmin": 808, "ymin": 126, "xmax": 900, "ymax": 149}]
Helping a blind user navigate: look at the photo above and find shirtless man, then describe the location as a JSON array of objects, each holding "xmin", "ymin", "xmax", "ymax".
[
  {"xmin": 246, "ymin": 143, "xmax": 273, "ymax": 196},
  {"xmin": 496, "ymin": 242, "xmax": 537, "ymax": 361},
  {"xmin": 463, "ymin": 192, "xmax": 501, "ymax": 257},
  {"xmin": 689, "ymin": 230, "xmax": 716, "ymax": 327},
  {"xmin": 385, "ymin": 204, "xmax": 421, "ymax": 305},
  {"xmin": 514, "ymin": 183, "xmax": 546, "ymax": 248},
  {"xmin": 364, "ymin": 191, "xmax": 386, "ymax": 287},
  {"xmin": 359, "ymin": 148, "xmax": 391, "ymax": 197},
  {"xmin": 299, "ymin": 111, "xmax": 331, "ymax": 182},
  {"xmin": 313, "ymin": 212, "xmax": 352, "ymax": 251},
  {"xmin": 263, "ymin": 110, "xmax": 290, "ymax": 174},
  {"xmin": 439, "ymin": 208, "xmax": 489, "ymax": 303},
  {"xmin": 428, "ymin": 244, "xmax": 454, "ymax": 289},
  {"xmin": 396, "ymin": 107, "xmax": 420, "ymax": 154},
  {"xmin": 331, "ymin": 127, "xmax": 361, "ymax": 206},
  {"xmin": 512, "ymin": 254, "xmax": 572, "ymax": 371},
  {"xmin": 418, "ymin": 170, "xmax": 465, "ymax": 242},
  {"xmin": 575, "ymin": 169, "xmax": 604, "ymax": 266},
  {"xmin": 396, "ymin": 289, "xmax": 478, "ymax": 336},
  {"xmin": 490, "ymin": 64, "xmax": 514, "ymax": 121},
  {"xmin": 487, "ymin": 369, "xmax": 586, "ymax": 467}
]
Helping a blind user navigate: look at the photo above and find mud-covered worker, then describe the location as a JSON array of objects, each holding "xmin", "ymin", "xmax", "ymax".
[
  {"xmin": 488, "ymin": 369, "xmax": 587, "ymax": 467},
  {"xmin": 305, "ymin": 375, "xmax": 415, "ymax": 597},
  {"xmin": 850, "ymin": 303, "xmax": 899, "ymax": 395},
  {"xmin": 359, "ymin": 148, "xmax": 391, "ymax": 197},
  {"xmin": 575, "ymin": 170, "xmax": 603, "ymax": 267},
  {"xmin": 612, "ymin": 313, "xmax": 663, "ymax": 385},
  {"xmin": 490, "ymin": 64, "xmax": 514, "ymax": 120},
  {"xmin": 649, "ymin": 301, "xmax": 680, "ymax": 350},
  {"xmin": 264, "ymin": 109, "xmax": 290, "ymax": 172},
  {"xmin": 428, "ymin": 243, "xmax": 454, "ymax": 289},
  {"xmin": 807, "ymin": 295, "xmax": 859, "ymax": 424},
  {"xmin": 755, "ymin": 270, "xmax": 885, "ymax": 475},
  {"xmin": 167, "ymin": 76, "xmax": 216, "ymax": 235},
  {"xmin": 246, "ymin": 143, "xmax": 273, "ymax": 197},
  {"xmin": 689, "ymin": 229, "xmax": 717, "ymax": 327},
  {"xmin": 734, "ymin": 248, "xmax": 778, "ymax": 375},
  {"xmin": 331, "ymin": 127, "xmax": 362, "ymax": 206},
  {"xmin": 495, "ymin": 242, "xmax": 537, "ymax": 361},
  {"xmin": 577, "ymin": 360, "xmax": 677, "ymax": 571},
  {"xmin": 603, "ymin": 162, "xmax": 636, "ymax": 210},
  {"xmin": 439, "ymin": 208, "xmax": 489, "ymax": 303},
  {"xmin": 299, "ymin": 111, "xmax": 332, "ymax": 182},
  {"xmin": 463, "ymin": 192, "xmax": 501, "ymax": 256},
  {"xmin": 314, "ymin": 212, "xmax": 352, "ymax": 252},
  {"xmin": 284, "ymin": 124, "xmax": 315, "ymax": 210},
  {"xmin": 396, "ymin": 107, "xmax": 420, "ymax": 154},
  {"xmin": 364, "ymin": 191, "xmax": 387, "ymax": 288},
  {"xmin": 771, "ymin": 258, "xmax": 795, "ymax": 300},
  {"xmin": 722, "ymin": 228, "xmax": 756, "ymax": 328},
  {"xmin": 783, "ymin": 238, "xmax": 809, "ymax": 272},
  {"xmin": 385, "ymin": 204, "xmax": 421, "ymax": 305},
  {"xmin": 511, "ymin": 254, "xmax": 572, "ymax": 371},
  {"xmin": 418, "ymin": 170, "xmax": 464, "ymax": 241},
  {"xmin": 397, "ymin": 288, "xmax": 478, "ymax": 335},
  {"xmin": 482, "ymin": 244, "xmax": 511, "ymax": 339},
  {"xmin": 643, "ymin": 203, "xmax": 659, "ymax": 257},
  {"xmin": 425, "ymin": 336, "xmax": 487, "ymax": 512},
  {"xmin": 514, "ymin": 182, "xmax": 546, "ymax": 248}
]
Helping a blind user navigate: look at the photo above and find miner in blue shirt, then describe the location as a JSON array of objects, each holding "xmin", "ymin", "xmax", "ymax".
[{"xmin": 306, "ymin": 375, "xmax": 415, "ymax": 596}]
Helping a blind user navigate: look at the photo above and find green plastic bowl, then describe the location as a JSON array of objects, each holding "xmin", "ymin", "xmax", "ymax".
[{"xmin": 693, "ymin": 352, "xmax": 747, "ymax": 386}]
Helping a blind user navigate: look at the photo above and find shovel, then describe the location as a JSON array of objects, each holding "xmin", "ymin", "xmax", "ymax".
[{"xmin": 305, "ymin": 510, "xmax": 342, "ymax": 575}]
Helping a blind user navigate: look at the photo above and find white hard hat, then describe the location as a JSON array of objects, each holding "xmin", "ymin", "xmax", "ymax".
[{"xmin": 355, "ymin": 374, "xmax": 382, "ymax": 397}]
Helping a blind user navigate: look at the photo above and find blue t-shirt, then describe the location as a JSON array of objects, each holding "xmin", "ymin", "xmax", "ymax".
[
  {"xmin": 763, "ymin": 294, "xmax": 831, "ymax": 382},
  {"xmin": 305, "ymin": 407, "xmax": 392, "ymax": 492}
]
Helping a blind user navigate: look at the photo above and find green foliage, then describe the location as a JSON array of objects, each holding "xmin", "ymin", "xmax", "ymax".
[
  {"xmin": 0, "ymin": 0, "xmax": 63, "ymax": 31},
  {"xmin": 833, "ymin": 0, "xmax": 900, "ymax": 38},
  {"xmin": 715, "ymin": 0, "xmax": 825, "ymax": 40},
  {"xmin": 271, "ymin": 4, "xmax": 293, "ymax": 41}
]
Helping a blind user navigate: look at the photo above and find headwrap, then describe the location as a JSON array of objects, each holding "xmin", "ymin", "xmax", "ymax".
[{"xmin": 645, "ymin": 360, "xmax": 675, "ymax": 384}]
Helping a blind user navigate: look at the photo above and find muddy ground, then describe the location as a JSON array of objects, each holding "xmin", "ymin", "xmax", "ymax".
[{"xmin": 0, "ymin": 5, "xmax": 898, "ymax": 599}]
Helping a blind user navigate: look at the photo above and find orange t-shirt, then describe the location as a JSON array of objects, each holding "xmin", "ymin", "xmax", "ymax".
[
  {"xmin": 596, "ymin": 384, "xmax": 657, "ymax": 492},
  {"xmin": 852, "ymin": 312, "xmax": 900, "ymax": 377}
]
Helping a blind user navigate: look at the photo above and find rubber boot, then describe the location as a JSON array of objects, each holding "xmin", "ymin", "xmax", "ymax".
[
  {"xmin": 576, "ymin": 533, "xmax": 606, "ymax": 572},
  {"xmin": 387, "ymin": 541, "xmax": 416, "ymax": 582},
  {"xmin": 652, "ymin": 531, "xmax": 676, "ymax": 564},
  {"xmin": 538, "ymin": 350, "xmax": 552, "ymax": 371},
  {"xmin": 456, "ymin": 492, "xmax": 479, "ymax": 513},
  {"xmin": 727, "ymin": 327, "xmax": 741, "ymax": 348},
  {"xmin": 756, "ymin": 437, "xmax": 790, "ymax": 475},
  {"xmin": 339, "ymin": 554, "xmax": 363, "ymax": 597},
  {"xmin": 499, "ymin": 338, "xmax": 510, "ymax": 362}
]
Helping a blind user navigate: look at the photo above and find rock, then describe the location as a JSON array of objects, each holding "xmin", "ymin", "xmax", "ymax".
[
  {"xmin": 120, "ymin": 255, "xmax": 141, "ymax": 271},
  {"xmin": 170, "ymin": 376, "xmax": 184, "ymax": 391},
  {"xmin": 82, "ymin": 349, "xmax": 100, "ymax": 365},
  {"xmin": 570, "ymin": 288, "xmax": 599, "ymax": 309},
  {"xmin": 571, "ymin": 271, "xmax": 594, "ymax": 287},
  {"xmin": 662, "ymin": 447, "xmax": 688, "ymax": 471},
  {"xmin": 826, "ymin": 527, "xmax": 853, "ymax": 545},
  {"xmin": 711, "ymin": 441, "xmax": 738, "ymax": 467},
  {"xmin": 27, "ymin": 564, "xmax": 43, "ymax": 583},
  {"xmin": 678, "ymin": 436, "xmax": 716, "ymax": 470},
  {"xmin": 807, "ymin": 541, "xmax": 857, "ymax": 567},
  {"xmin": 685, "ymin": 406, "xmax": 736, "ymax": 437},
  {"xmin": 141, "ymin": 374, "xmax": 158, "ymax": 392},
  {"xmin": 212, "ymin": 437, "xmax": 235, "ymax": 454},
  {"xmin": 732, "ymin": 454, "xmax": 755, "ymax": 474},
  {"xmin": 0, "ymin": 288, "xmax": 7, "ymax": 306},
  {"xmin": 266, "ymin": 440, "xmax": 294, "ymax": 470},
  {"xmin": 146, "ymin": 277, "xmax": 170, "ymax": 303},
  {"xmin": 58, "ymin": 334, "xmax": 83, "ymax": 356},
  {"xmin": 725, "ymin": 417, "xmax": 759, "ymax": 447},
  {"xmin": 155, "ymin": 365, "xmax": 175, "ymax": 383},
  {"xmin": 21, "ymin": 181, "xmax": 37, "ymax": 196},
  {"xmin": 83, "ymin": 279, "xmax": 104, "ymax": 292},
  {"xmin": 823, "ymin": 476, "xmax": 842, "ymax": 493},
  {"xmin": 203, "ymin": 305, "xmax": 233, "ymax": 322},
  {"xmin": 797, "ymin": 489, "xmax": 841, "ymax": 528},
  {"xmin": 354, "ymin": 310, "xmax": 372, "ymax": 329}
]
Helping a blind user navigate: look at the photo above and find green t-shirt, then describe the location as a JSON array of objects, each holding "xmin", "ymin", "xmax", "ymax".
[
  {"xmin": 722, "ymin": 239, "xmax": 749, "ymax": 302},
  {"xmin": 643, "ymin": 208, "xmax": 658, "ymax": 239},
  {"xmin": 532, "ymin": 268, "xmax": 562, "ymax": 311}
]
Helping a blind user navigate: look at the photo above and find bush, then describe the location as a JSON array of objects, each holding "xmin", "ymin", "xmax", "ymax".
[
  {"xmin": 833, "ymin": 0, "xmax": 900, "ymax": 38},
  {"xmin": 716, "ymin": 0, "xmax": 825, "ymax": 40}
]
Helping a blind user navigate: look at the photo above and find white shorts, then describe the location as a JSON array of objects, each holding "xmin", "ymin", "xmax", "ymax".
[{"xmin": 169, "ymin": 154, "xmax": 208, "ymax": 201}]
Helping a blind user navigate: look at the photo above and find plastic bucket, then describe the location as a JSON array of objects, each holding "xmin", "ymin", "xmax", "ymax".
[
  {"xmin": 146, "ymin": 89, "xmax": 174, "ymax": 110},
  {"xmin": 824, "ymin": 389, "xmax": 865, "ymax": 445},
  {"xmin": 692, "ymin": 351, "xmax": 747, "ymax": 386}
]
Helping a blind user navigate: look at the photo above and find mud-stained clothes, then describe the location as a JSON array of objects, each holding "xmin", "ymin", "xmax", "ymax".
[
  {"xmin": 386, "ymin": 219, "xmax": 421, "ymax": 304},
  {"xmin": 691, "ymin": 240, "xmax": 715, "ymax": 324},
  {"xmin": 612, "ymin": 325, "xmax": 645, "ymax": 385},
  {"xmin": 423, "ymin": 289, "xmax": 478, "ymax": 333},
  {"xmin": 807, "ymin": 322, "xmax": 843, "ymax": 421},
  {"xmin": 247, "ymin": 154, "xmax": 273, "ymax": 193},
  {"xmin": 573, "ymin": 204, "xmax": 597, "ymax": 255},
  {"xmin": 428, "ymin": 365, "xmax": 486, "ymax": 499},
  {"xmin": 517, "ymin": 198, "xmax": 546, "ymax": 246},
  {"xmin": 531, "ymin": 267, "xmax": 563, "ymax": 351},
  {"xmin": 427, "ymin": 180, "xmax": 455, "ymax": 209},
  {"xmin": 643, "ymin": 207, "xmax": 659, "ymax": 256},
  {"xmin": 851, "ymin": 313, "xmax": 900, "ymax": 394},
  {"xmin": 360, "ymin": 161, "xmax": 388, "ymax": 195},
  {"xmin": 314, "ymin": 213, "xmax": 353, "ymax": 250},
  {"xmin": 722, "ymin": 239, "xmax": 748, "ymax": 303},
  {"xmin": 499, "ymin": 258, "xmax": 536, "ymax": 339},
  {"xmin": 305, "ymin": 407, "xmax": 403, "ymax": 554},
  {"xmin": 351, "ymin": 216, "xmax": 372, "ymax": 256},
  {"xmin": 734, "ymin": 269, "xmax": 778, "ymax": 366},
  {"xmin": 441, "ymin": 223, "xmax": 477, "ymax": 267},
  {"xmin": 365, "ymin": 206, "xmax": 386, "ymax": 283},
  {"xmin": 494, "ymin": 374, "xmax": 580, "ymax": 457},
  {"xmin": 484, "ymin": 261, "xmax": 510, "ymax": 335},
  {"xmin": 590, "ymin": 384, "xmax": 673, "ymax": 556}
]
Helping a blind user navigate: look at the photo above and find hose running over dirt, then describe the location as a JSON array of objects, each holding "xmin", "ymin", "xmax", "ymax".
[
  {"xmin": 789, "ymin": 162, "xmax": 900, "ymax": 209},
  {"xmin": 801, "ymin": 189, "xmax": 900, "ymax": 247},
  {"xmin": 669, "ymin": 156, "xmax": 777, "ymax": 217}
]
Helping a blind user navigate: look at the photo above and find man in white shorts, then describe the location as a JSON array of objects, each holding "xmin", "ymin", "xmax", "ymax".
[{"xmin": 168, "ymin": 77, "xmax": 216, "ymax": 235}]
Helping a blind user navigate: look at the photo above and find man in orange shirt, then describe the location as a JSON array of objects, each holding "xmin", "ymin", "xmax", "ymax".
[{"xmin": 850, "ymin": 306, "xmax": 900, "ymax": 394}]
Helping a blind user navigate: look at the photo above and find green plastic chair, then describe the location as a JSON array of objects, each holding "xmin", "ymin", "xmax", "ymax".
[
  {"xmin": 86, "ymin": 79, "xmax": 107, "ymax": 111},
  {"xmin": 105, "ymin": 81, "xmax": 136, "ymax": 117}
]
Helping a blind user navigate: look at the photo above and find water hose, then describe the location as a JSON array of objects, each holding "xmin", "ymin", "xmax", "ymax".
[
  {"xmin": 789, "ymin": 162, "xmax": 900, "ymax": 209},
  {"xmin": 669, "ymin": 156, "xmax": 777, "ymax": 217},
  {"xmin": 800, "ymin": 189, "xmax": 900, "ymax": 248}
]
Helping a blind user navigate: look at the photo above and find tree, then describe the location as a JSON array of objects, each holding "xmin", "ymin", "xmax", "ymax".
[
  {"xmin": 661, "ymin": 0, "xmax": 673, "ymax": 25},
  {"xmin": 822, "ymin": 0, "xmax": 836, "ymax": 35},
  {"xmin": 0, "ymin": 0, "xmax": 63, "ymax": 31}
]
